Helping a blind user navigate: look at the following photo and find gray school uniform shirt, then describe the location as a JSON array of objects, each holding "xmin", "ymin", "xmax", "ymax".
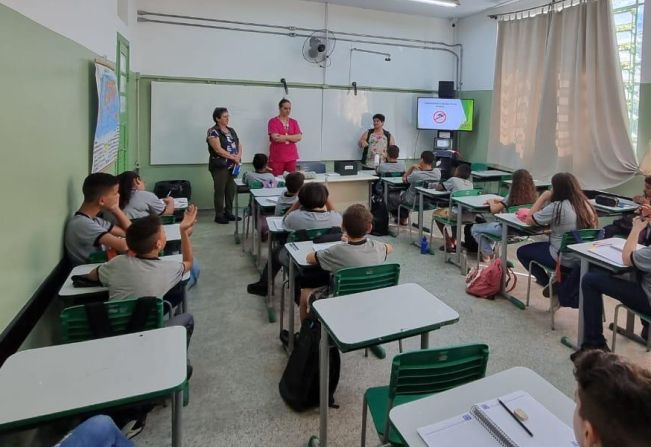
[
  {"xmin": 243, "ymin": 171, "xmax": 277, "ymax": 188},
  {"xmin": 532, "ymin": 200, "xmax": 583, "ymax": 264},
  {"xmin": 97, "ymin": 255, "xmax": 184, "ymax": 301},
  {"xmin": 377, "ymin": 161, "xmax": 406, "ymax": 174},
  {"xmin": 315, "ymin": 239, "xmax": 389, "ymax": 272},
  {"xmin": 631, "ymin": 247, "xmax": 651, "ymax": 306},
  {"xmin": 123, "ymin": 189, "xmax": 166, "ymax": 219},
  {"xmin": 442, "ymin": 177, "xmax": 474, "ymax": 193},
  {"xmin": 65, "ymin": 212, "xmax": 114, "ymax": 266},
  {"xmin": 274, "ymin": 192, "xmax": 298, "ymax": 216},
  {"xmin": 283, "ymin": 209, "xmax": 343, "ymax": 231},
  {"xmin": 402, "ymin": 168, "xmax": 442, "ymax": 205}
]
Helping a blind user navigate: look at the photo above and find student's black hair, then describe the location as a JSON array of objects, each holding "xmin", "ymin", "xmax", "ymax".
[
  {"xmin": 372, "ymin": 113, "xmax": 386, "ymax": 123},
  {"xmin": 387, "ymin": 145, "xmax": 400, "ymax": 160},
  {"xmin": 298, "ymin": 183, "xmax": 329, "ymax": 210},
  {"xmin": 82, "ymin": 173, "xmax": 118, "ymax": 203},
  {"xmin": 455, "ymin": 164, "xmax": 471, "ymax": 179},
  {"xmin": 279, "ymin": 98, "xmax": 291, "ymax": 109},
  {"xmin": 252, "ymin": 153, "xmax": 268, "ymax": 171},
  {"xmin": 420, "ymin": 150, "xmax": 435, "ymax": 165},
  {"xmin": 284, "ymin": 172, "xmax": 305, "ymax": 194},
  {"xmin": 212, "ymin": 107, "xmax": 228, "ymax": 122},
  {"xmin": 126, "ymin": 215, "xmax": 162, "ymax": 255},
  {"xmin": 645, "ymin": 175, "xmax": 651, "ymax": 185},
  {"xmin": 117, "ymin": 171, "xmax": 140, "ymax": 209},
  {"xmin": 343, "ymin": 204, "xmax": 372, "ymax": 238}
]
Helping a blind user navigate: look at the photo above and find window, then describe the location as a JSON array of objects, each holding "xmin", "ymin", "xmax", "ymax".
[{"xmin": 613, "ymin": 0, "xmax": 645, "ymax": 146}]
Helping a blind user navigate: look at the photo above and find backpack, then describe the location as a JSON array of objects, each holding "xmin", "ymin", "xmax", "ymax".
[
  {"xmin": 370, "ymin": 195, "xmax": 389, "ymax": 236},
  {"xmin": 278, "ymin": 315, "xmax": 341, "ymax": 411},
  {"xmin": 153, "ymin": 180, "xmax": 192, "ymax": 201},
  {"xmin": 465, "ymin": 258, "xmax": 516, "ymax": 299}
]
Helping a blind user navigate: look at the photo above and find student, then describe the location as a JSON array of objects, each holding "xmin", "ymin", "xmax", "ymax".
[
  {"xmin": 603, "ymin": 175, "xmax": 651, "ymax": 238},
  {"xmin": 434, "ymin": 164, "xmax": 474, "ymax": 252},
  {"xmin": 376, "ymin": 145, "xmax": 406, "ymax": 175},
  {"xmin": 275, "ymin": 171, "xmax": 304, "ymax": 216},
  {"xmin": 65, "ymin": 173, "xmax": 131, "ymax": 266},
  {"xmin": 471, "ymin": 169, "xmax": 538, "ymax": 260},
  {"xmin": 116, "ymin": 171, "xmax": 174, "ymax": 220},
  {"xmin": 572, "ymin": 350, "xmax": 651, "ymax": 447},
  {"xmin": 242, "ymin": 153, "xmax": 276, "ymax": 188},
  {"xmin": 517, "ymin": 173, "xmax": 597, "ymax": 296},
  {"xmin": 303, "ymin": 204, "xmax": 393, "ymax": 321},
  {"xmin": 574, "ymin": 216, "xmax": 651, "ymax": 354},
  {"xmin": 392, "ymin": 150, "xmax": 441, "ymax": 225},
  {"xmin": 247, "ymin": 182, "xmax": 342, "ymax": 297}
]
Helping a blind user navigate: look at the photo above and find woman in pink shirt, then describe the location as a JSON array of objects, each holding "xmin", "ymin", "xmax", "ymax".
[{"xmin": 268, "ymin": 99, "xmax": 302, "ymax": 176}]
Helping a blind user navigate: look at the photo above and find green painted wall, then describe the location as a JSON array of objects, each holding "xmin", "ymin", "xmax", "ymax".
[
  {"xmin": 0, "ymin": 5, "xmax": 97, "ymax": 336},
  {"xmin": 459, "ymin": 90, "xmax": 492, "ymax": 164}
]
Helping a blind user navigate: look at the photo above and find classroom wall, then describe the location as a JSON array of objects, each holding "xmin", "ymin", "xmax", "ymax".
[{"xmin": 0, "ymin": 5, "xmax": 97, "ymax": 340}]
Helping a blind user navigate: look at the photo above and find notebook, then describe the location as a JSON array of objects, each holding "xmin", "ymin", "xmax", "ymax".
[
  {"xmin": 417, "ymin": 391, "xmax": 578, "ymax": 447},
  {"xmin": 588, "ymin": 238, "xmax": 643, "ymax": 267}
]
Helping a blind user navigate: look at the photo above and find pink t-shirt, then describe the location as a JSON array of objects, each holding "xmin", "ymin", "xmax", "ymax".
[{"xmin": 268, "ymin": 117, "xmax": 301, "ymax": 163}]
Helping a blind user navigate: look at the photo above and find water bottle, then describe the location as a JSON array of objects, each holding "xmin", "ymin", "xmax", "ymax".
[
  {"xmin": 374, "ymin": 153, "xmax": 380, "ymax": 167},
  {"xmin": 420, "ymin": 236, "xmax": 429, "ymax": 254},
  {"xmin": 231, "ymin": 164, "xmax": 241, "ymax": 177}
]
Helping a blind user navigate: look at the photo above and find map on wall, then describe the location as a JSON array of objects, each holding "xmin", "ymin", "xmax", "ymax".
[{"xmin": 92, "ymin": 63, "xmax": 120, "ymax": 172}]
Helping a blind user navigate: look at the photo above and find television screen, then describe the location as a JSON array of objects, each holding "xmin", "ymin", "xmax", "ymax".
[{"xmin": 417, "ymin": 98, "xmax": 474, "ymax": 131}]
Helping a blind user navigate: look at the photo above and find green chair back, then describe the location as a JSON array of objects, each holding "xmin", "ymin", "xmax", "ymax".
[
  {"xmin": 60, "ymin": 297, "xmax": 164, "ymax": 343},
  {"xmin": 450, "ymin": 188, "xmax": 483, "ymax": 199},
  {"xmin": 388, "ymin": 344, "xmax": 489, "ymax": 400},
  {"xmin": 87, "ymin": 251, "xmax": 108, "ymax": 263},
  {"xmin": 471, "ymin": 162, "xmax": 488, "ymax": 171},
  {"xmin": 507, "ymin": 204, "xmax": 532, "ymax": 212},
  {"xmin": 332, "ymin": 263, "xmax": 400, "ymax": 297},
  {"xmin": 248, "ymin": 179, "xmax": 263, "ymax": 189},
  {"xmin": 160, "ymin": 215, "xmax": 176, "ymax": 225},
  {"xmin": 286, "ymin": 227, "xmax": 341, "ymax": 243},
  {"xmin": 277, "ymin": 180, "xmax": 285, "ymax": 187},
  {"xmin": 379, "ymin": 172, "xmax": 404, "ymax": 178},
  {"xmin": 559, "ymin": 229, "xmax": 604, "ymax": 253}
]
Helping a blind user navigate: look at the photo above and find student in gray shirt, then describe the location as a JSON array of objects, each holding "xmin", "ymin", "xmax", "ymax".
[
  {"xmin": 274, "ymin": 172, "xmax": 304, "ymax": 216},
  {"xmin": 304, "ymin": 204, "xmax": 393, "ymax": 321},
  {"xmin": 394, "ymin": 150, "xmax": 441, "ymax": 225},
  {"xmin": 576, "ymin": 216, "xmax": 651, "ymax": 353},
  {"xmin": 376, "ymin": 145, "xmax": 406, "ymax": 175},
  {"xmin": 65, "ymin": 173, "xmax": 132, "ymax": 266},
  {"xmin": 243, "ymin": 153, "xmax": 277, "ymax": 188},
  {"xmin": 517, "ymin": 173, "xmax": 597, "ymax": 295},
  {"xmin": 117, "ymin": 171, "xmax": 174, "ymax": 220},
  {"xmin": 434, "ymin": 164, "xmax": 474, "ymax": 251}
]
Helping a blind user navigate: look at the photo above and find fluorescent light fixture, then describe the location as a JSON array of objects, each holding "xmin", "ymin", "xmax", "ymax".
[{"xmin": 406, "ymin": 0, "xmax": 460, "ymax": 7}]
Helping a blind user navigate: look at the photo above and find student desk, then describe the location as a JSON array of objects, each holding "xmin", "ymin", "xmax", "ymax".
[
  {"xmin": 282, "ymin": 240, "xmax": 342, "ymax": 353},
  {"xmin": 389, "ymin": 367, "xmax": 574, "ymax": 447},
  {"xmin": 494, "ymin": 213, "xmax": 546, "ymax": 309},
  {"xmin": 163, "ymin": 224, "xmax": 181, "ymax": 241},
  {"xmin": 159, "ymin": 198, "xmax": 188, "ymax": 210},
  {"xmin": 379, "ymin": 176, "xmax": 407, "ymax": 207},
  {"xmin": 250, "ymin": 193, "xmax": 282, "ymax": 270},
  {"xmin": 565, "ymin": 238, "xmax": 645, "ymax": 350},
  {"xmin": 234, "ymin": 179, "xmax": 250, "ymax": 244},
  {"xmin": 503, "ymin": 178, "xmax": 551, "ymax": 190},
  {"xmin": 310, "ymin": 283, "xmax": 460, "ymax": 447},
  {"xmin": 589, "ymin": 198, "xmax": 639, "ymax": 216},
  {"xmin": 280, "ymin": 172, "xmax": 378, "ymax": 209},
  {"xmin": 451, "ymin": 194, "xmax": 503, "ymax": 269},
  {"xmin": 471, "ymin": 170, "xmax": 512, "ymax": 193},
  {"xmin": 263, "ymin": 216, "xmax": 288, "ymax": 324},
  {"xmin": 415, "ymin": 188, "xmax": 451, "ymax": 242},
  {"xmin": 0, "ymin": 327, "xmax": 187, "ymax": 447}
]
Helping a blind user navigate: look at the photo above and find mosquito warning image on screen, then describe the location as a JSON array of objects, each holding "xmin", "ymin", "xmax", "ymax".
[{"xmin": 417, "ymin": 98, "xmax": 474, "ymax": 131}]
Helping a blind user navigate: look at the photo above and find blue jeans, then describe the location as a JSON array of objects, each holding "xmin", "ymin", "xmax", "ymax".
[
  {"xmin": 56, "ymin": 415, "xmax": 133, "ymax": 447},
  {"xmin": 471, "ymin": 222, "xmax": 502, "ymax": 256},
  {"xmin": 517, "ymin": 242, "xmax": 556, "ymax": 285},
  {"xmin": 581, "ymin": 272, "xmax": 651, "ymax": 347}
]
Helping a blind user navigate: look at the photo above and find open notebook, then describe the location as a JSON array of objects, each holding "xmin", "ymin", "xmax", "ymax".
[
  {"xmin": 588, "ymin": 238, "xmax": 643, "ymax": 267},
  {"xmin": 417, "ymin": 391, "xmax": 578, "ymax": 447}
]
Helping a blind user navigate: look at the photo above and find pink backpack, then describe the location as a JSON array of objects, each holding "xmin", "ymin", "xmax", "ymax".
[{"xmin": 465, "ymin": 258, "xmax": 516, "ymax": 299}]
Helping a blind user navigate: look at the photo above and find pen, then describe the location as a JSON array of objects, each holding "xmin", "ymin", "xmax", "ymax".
[
  {"xmin": 497, "ymin": 398, "xmax": 533, "ymax": 437},
  {"xmin": 290, "ymin": 242, "xmax": 298, "ymax": 250},
  {"xmin": 167, "ymin": 190, "xmax": 172, "ymax": 197}
]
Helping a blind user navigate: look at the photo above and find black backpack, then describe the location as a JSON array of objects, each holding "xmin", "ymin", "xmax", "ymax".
[
  {"xmin": 153, "ymin": 180, "xmax": 192, "ymax": 201},
  {"xmin": 370, "ymin": 195, "xmax": 389, "ymax": 236},
  {"xmin": 278, "ymin": 315, "xmax": 340, "ymax": 411}
]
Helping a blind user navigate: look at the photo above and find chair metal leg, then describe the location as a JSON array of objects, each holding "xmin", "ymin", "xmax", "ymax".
[
  {"xmin": 360, "ymin": 395, "xmax": 368, "ymax": 447},
  {"xmin": 612, "ymin": 305, "xmax": 622, "ymax": 352},
  {"xmin": 398, "ymin": 339, "xmax": 403, "ymax": 353},
  {"xmin": 550, "ymin": 277, "xmax": 556, "ymax": 330},
  {"xmin": 526, "ymin": 262, "xmax": 534, "ymax": 307}
]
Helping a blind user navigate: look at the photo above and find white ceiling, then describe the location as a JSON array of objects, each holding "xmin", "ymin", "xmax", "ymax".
[{"xmin": 302, "ymin": 0, "xmax": 523, "ymax": 19}]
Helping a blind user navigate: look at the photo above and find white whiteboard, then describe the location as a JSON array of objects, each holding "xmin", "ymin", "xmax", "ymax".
[{"xmin": 150, "ymin": 81, "xmax": 436, "ymax": 165}]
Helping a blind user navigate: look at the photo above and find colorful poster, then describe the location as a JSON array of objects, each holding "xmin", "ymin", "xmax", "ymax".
[{"xmin": 92, "ymin": 63, "xmax": 120, "ymax": 172}]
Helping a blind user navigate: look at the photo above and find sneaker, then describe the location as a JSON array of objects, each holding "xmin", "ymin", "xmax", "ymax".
[
  {"xmin": 247, "ymin": 281, "xmax": 267, "ymax": 296},
  {"xmin": 570, "ymin": 343, "xmax": 610, "ymax": 362},
  {"xmin": 121, "ymin": 416, "xmax": 146, "ymax": 440},
  {"xmin": 542, "ymin": 282, "xmax": 559, "ymax": 298},
  {"xmin": 225, "ymin": 212, "xmax": 242, "ymax": 222},
  {"xmin": 214, "ymin": 215, "xmax": 229, "ymax": 224},
  {"xmin": 280, "ymin": 329, "xmax": 299, "ymax": 347}
]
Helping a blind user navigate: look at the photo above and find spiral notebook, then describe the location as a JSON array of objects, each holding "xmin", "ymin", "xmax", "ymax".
[{"xmin": 416, "ymin": 391, "xmax": 578, "ymax": 447}]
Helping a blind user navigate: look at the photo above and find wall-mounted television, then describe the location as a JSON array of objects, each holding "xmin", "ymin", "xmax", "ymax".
[{"xmin": 417, "ymin": 97, "xmax": 474, "ymax": 131}]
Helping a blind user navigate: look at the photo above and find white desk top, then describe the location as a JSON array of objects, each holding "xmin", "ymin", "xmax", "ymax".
[
  {"xmin": 59, "ymin": 255, "xmax": 189, "ymax": 297},
  {"xmin": 568, "ymin": 237, "xmax": 642, "ymax": 270},
  {"xmin": 415, "ymin": 187, "xmax": 451, "ymax": 198},
  {"xmin": 472, "ymin": 170, "xmax": 511, "ymax": 178},
  {"xmin": 267, "ymin": 216, "xmax": 287, "ymax": 233},
  {"xmin": 254, "ymin": 196, "xmax": 279, "ymax": 208},
  {"xmin": 0, "ymin": 327, "xmax": 187, "ymax": 429},
  {"xmin": 281, "ymin": 172, "xmax": 377, "ymax": 184},
  {"xmin": 453, "ymin": 194, "xmax": 503, "ymax": 209},
  {"xmin": 250, "ymin": 187, "xmax": 286, "ymax": 197},
  {"xmin": 159, "ymin": 197, "xmax": 188, "ymax": 209},
  {"xmin": 163, "ymin": 223, "xmax": 180, "ymax": 241},
  {"xmin": 389, "ymin": 367, "xmax": 575, "ymax": 447},
  {"xmin": 494, "ymin": 212, "xmax": 534, "ymax": 230},
  {"xmin": 503, "ymin": 179, "xmax": 551, "ymax": 188},
  {"xmin": 286, "ymin": 240, "xmax": 342, "ymax": 267},
  {"xmin": 380, "ymin": 177, "xmax": 406, "ymax": 185},
  {"xmin": 589, "ymin": 198, "xmax": 639, "ymax": 214},
  {"xmin": 312, "ymin": 283, "xmax": 459, "ymax": 352}
]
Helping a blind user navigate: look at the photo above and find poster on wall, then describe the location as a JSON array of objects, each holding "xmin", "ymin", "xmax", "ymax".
[{"xmin": 91, "ymin": 63, "xmax": 120, "ymax": 172}]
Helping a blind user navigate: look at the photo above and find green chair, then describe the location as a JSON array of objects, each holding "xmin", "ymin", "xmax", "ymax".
[
  {"xmin": 525, "ymin": 229, "xmax": 604, "ymax": 330},
  {"xmin": 470, "ymin": 162, "xmax": 488, "ymax": 171},
  {"xmin": 379, "ymin": 172, "xmax": 404, "ymax": 178},
  {"xmin": 474, "ymin": 204, "xmax": 533, "ymax": 268},
  {"xmin": 430, "ymin": 189, "xmax": 483, "ymax": 255},
  {"xmin": 397, "ymin": 181, "xmax": 438, "ymax": 242},
  {"xmin": 332, "ymin": 264, "xmax": 401, "ymax": 359},
  {"xmin": 88, "ymin": 251, "xmax": 108, "ymax": 263},
  {"xmin": 361, "ymin": 344, "xmax": 490, "ymax": 446},
  {"xmin": 612, "ymin": 305, "xmax": 651, "ymax": 352},
  {"xmin": 160, "ymin": 215, "xmax": 176, "ymax": 225}
]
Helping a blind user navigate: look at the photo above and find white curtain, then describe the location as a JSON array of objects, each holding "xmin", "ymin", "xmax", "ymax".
[{"xmin": 488, "ymin": 0, "xmax": 638, "ymax": 189}]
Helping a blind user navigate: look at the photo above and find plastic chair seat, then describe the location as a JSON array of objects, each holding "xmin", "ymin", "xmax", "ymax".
[{"xmin": 364, "ymin": 386, "xmax": 428, "ymax": 445}]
